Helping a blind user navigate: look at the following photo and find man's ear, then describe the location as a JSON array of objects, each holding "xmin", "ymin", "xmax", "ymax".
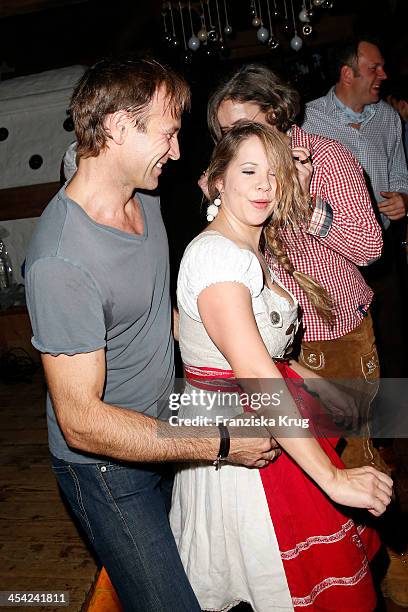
[
  {"xmin": 340, "ymin": 64, "xmax": 354, "ymax": 86},
  {"xmin": 104, "ymin": 110, "xmax": 131, "ymax": 145}
]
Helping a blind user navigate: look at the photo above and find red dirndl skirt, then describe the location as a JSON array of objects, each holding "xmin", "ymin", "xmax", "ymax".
[{"xmin": 184, "ymin": 362, "xmax": 380, "ymax": 611}]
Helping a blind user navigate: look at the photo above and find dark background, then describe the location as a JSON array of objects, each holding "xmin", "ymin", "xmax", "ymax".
[
  {"xmin": 1, "ymin": 0, "xmax": 407, "ymax": 276},
  {"xmin": 1, "ymin": 0, "xmax": 407, "ymax": 81}
]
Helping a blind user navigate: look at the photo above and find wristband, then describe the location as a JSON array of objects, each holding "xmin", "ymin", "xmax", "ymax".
[{"xmin": 213, "ymin": 424, "xmax": 230, "ymax": 470}]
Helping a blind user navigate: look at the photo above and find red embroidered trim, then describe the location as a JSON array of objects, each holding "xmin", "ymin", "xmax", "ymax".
[
  {"xmin": 281, "ymin": 519, "xmax": 354, "ymax": 560},
  {"xmin": 291, "ymin": 558, "xmax": 369, "ymax": 608},
  {"xmin": 184, "ymin": 364, "xmax": 234, "ymax": 378}
]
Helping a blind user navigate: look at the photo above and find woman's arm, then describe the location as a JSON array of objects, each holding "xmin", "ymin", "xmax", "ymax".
[{"xmin": 198, "ymin": 281, "xmax": 392, "ymax": 516}]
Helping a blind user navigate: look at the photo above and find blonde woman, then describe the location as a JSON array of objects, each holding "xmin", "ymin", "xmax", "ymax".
[{"xmin": 170, "ymin": 122, "xmax": 392, "ymax": 611}]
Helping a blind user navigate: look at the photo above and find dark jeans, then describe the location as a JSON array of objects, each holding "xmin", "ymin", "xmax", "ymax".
[
  {"xmin": 360, "ymin": 224, "xmax": 408, "ymax": 377},
  {"xmin": 51, "ymin": 455, "xmax": 201, "ymax": 612}
]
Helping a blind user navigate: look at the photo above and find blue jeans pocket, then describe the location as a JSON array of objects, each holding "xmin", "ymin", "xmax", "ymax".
[
  {"xmin": 52, "ymin": 464, "xmax": 95, "ymax": 541},
  {"xmin": 97, "ymin": 462, "xmax": 163, "ymax": 498}
]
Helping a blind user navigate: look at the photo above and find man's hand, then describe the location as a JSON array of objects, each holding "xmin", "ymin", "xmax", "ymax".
[
  {"xmin": 227, "ymin": 427, "xmax": 281, "ymax": 468},
  {"xmin": 305, "ymin": 377, "xmax": 360, "ymax": 432},
  {"xmin": 292, "ymin": 146, "xmax": 313, "ymax": 197},
  {"xmin": 378, "ymin": 191, "xmax": 408, "ymax": 220},
  {"xmin": 198, "ymin": 170, "xmax": 210, "ymax": 200}
]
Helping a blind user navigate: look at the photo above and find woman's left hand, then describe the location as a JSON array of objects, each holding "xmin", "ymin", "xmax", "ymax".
[
  {"xmin": 323, "ymin": 466, "xmax": 393, "ymax": 517},
  {"xmin": 292, "ymin": 146, "xmax": 313, "ymax": 197}
]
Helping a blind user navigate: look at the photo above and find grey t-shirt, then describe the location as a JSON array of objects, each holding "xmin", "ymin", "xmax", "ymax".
[{"xmin": 25, "ymin": 186, "xmax": 174, "ymax": 463}]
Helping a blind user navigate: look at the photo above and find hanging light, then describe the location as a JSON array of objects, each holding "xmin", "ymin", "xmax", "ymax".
[
  {"xmin": 223, "ymin": 0, "xmax": 233, "ymax": 35},
  {"xmin": 214, "ymin": 0, "xmax": 224, "ymax": 46},
  {"xmin": 256, "ymin": 0, "xmax": 269, "ymax": 43},
  {"xmin": 300, "ymin": 0, "xmax": 312, "ymax": 33},
  {"xmin": 161, "ymin": 6, "xmax": 171, "ymax": 44},
  {"xmin": 266, "ymin": 0, "xmax": 279, "ymax": 49},
  {"xmin": 306, "ymin": 0, "xmax": 314, "ymax": 19},
  {"xmin": 206, "ymin": 0, "xmax": 219, "ymax": 42},
  {"xmin": 299, "ymin": 1, "xmax": 310, "ymax": 22},
  {"xmin": 281, "ymin": 0, "xmax": 291, "ymax": 34},
  {"xmin": 168, "ymin": 2, "xmax": 180, "ymax": 47},
  {"xmin": 197, "ymin": 0, "xmax": 208, "ymax": 41},
  {"xmin": 187, "ymin": 2, "xmax": 200, "ymax": 50},
  {"xmin": 179, "ymin": 2, "xmax": 192, "ymax": 62},
  {"xmin": 272, "ymin": 0, "xmax": 280, "ymax": 19},
  {"xmin": 251, "ymin": 0, "xmax": 261, "ymax": 26},
  {"xmin": 289, "ymin": 0, "xmax": 303, "ymax": 50}
]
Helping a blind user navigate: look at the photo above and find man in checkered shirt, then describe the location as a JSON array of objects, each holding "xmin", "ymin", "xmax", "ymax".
[
  {"xmin": 302, "ymin": 38, "xmax": 408, "ymax": 381},
  {"xmin": 205, "ymin": 64, "xmax": 383, "ymax": 390}
]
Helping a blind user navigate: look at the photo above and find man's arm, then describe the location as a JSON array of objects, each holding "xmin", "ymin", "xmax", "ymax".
[
  {"xmin": 307, "ymin": 142, "xmax": 382, "ymax": 266},
  {"xmin": 378, "ymin": 112, "xmax": 408, "ymax": 220},
  {"xmin": 42, "ymin": 349, "xmax": 276, "ymax": 467}
]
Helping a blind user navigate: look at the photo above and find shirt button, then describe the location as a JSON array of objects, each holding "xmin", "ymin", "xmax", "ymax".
[
  {"xmin": 270, "ymin": 311, "xmax": 281, "ymax": 325},
  {"xmin": 100, "ymin": 466, "xmax": 107, "ymax": 473}
]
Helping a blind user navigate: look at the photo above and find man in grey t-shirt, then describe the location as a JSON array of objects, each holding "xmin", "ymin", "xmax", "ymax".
[{"xmin": 25, "ymin": 59, "xmax": 277, "ymax": 611}]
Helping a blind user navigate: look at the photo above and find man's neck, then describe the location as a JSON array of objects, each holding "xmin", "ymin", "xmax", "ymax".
[
  {"xmin": 334, "ymin": 84, "xmax": 364, "ymax": 113},
  {"xmin": 66, "ymin": 165, "xmax": 144, "ymax": 235},
  {"xmin": 66, "ymin": 155, "xmax": 135, "ymax": 221}
]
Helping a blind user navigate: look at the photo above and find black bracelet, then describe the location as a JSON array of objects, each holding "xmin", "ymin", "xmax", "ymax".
[{"xmin": 213, "ymin": 424, "xmax": 230, "ymax": 470}]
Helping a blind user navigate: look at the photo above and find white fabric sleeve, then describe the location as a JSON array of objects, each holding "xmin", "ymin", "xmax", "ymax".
[
  {"xmin": 26, "ymin": 257, "xmax": 106, "ymax": 355},
  {"xmin": 177, "ymin": 234, "xmax": 263, "ymax": 321}
]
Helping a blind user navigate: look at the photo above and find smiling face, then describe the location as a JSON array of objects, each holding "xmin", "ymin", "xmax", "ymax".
[
  {"xmin": 122, "ymin": 85, "xmax": 181, "ymax": 190},
  {"xmin": 216, "ymin": 135, "xmax": 277, "ymax": 228},
  {"xmin": 350, "ymin": 42, "xmax": 387, "ymax": 107}
]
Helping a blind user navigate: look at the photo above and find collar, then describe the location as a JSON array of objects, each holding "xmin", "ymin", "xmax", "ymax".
[{"xmin": 331, "ymin": 87, "xmax": 376, "ymax": 127}]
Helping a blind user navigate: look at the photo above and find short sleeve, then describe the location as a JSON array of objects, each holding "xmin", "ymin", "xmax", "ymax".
[
  {"xmin": 177, "ymin": 234, "xmax": 263, "ymax": 321},
  {"xmin": 26, "ymin": 257, "xmax": 106, "ymax": 355}
]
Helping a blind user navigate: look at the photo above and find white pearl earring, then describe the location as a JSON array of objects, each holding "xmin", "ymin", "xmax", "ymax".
[{"xmin": 206, "ymin": 196, "xmax": 221, "ymax": 222}]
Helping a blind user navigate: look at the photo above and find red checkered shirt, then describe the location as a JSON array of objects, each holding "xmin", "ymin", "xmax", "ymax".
[{"xmin": 265, "ymin": 125, "xmax": 382, "ymax": 341}]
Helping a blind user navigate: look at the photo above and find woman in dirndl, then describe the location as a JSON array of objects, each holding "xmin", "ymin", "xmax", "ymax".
[{"xmin": 169, "ymin": 121, "xmax": 392, "ymax": 612}]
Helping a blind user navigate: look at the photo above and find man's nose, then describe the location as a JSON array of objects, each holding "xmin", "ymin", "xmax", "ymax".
[
  {"xmin": 169, "ymin": 136, "xmax": 180, "ymax": 161},
  {"xmin": 378, "ymin": 66, "xmax": 387, "ymax": 80}
]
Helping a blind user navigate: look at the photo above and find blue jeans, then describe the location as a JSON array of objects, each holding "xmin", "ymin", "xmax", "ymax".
[{"xmin": 51, "ymin": 455, "xmax": 201, "ymax": 612}]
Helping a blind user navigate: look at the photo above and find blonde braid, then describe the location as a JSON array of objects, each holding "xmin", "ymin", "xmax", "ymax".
[{"xmin": 265, "ymin": 225, "xmax": 334, "ymax": 324}]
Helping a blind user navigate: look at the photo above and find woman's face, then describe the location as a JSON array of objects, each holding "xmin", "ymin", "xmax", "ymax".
[{"xmin": 216, "ymin": 135, "xmax": 277, "ymax": 228}]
